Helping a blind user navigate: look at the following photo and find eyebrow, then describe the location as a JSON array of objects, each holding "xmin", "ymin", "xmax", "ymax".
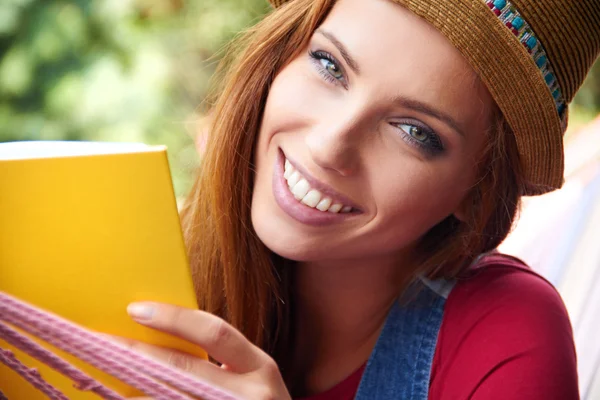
[
  {"xmin": 315, "ymin": 29, "xmax": 361, "ymax": 75},
  {"xmin": 392, "ymin": 96, "xmax": 466, "ymax": 138}
]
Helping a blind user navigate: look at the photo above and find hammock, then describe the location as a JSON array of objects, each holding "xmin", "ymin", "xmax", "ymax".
[{"xmin": 0, "ymin": 291, "xmax": 240, "ymax": 400}]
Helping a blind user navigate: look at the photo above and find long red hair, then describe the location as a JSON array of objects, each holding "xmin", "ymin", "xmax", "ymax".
[{"xmin": 180, "ymin": 0, "xmax": 526, "ymax": 368}]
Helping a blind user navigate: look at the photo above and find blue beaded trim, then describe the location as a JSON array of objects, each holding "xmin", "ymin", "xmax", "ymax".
[{"xmin": 485, "ymin": 0, "xmax": 566, "ymax": 119}]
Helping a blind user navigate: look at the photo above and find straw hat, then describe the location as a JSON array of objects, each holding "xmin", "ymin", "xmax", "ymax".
[{"xmin": 268, "ymin": 0, "xmax": 600, "ymax": 195}]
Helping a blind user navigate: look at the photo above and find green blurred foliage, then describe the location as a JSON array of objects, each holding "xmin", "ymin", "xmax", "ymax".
[
  {"xmin": 0, "ymin": 0, "xmax": 269, "ymax": 198},
  {"xmin": 573, "ymin": 61, "xmax": 600, "ymax": 114},
  {"xmin": 0, "ymin": 0, "xmax": 598, "ymax": 198}
]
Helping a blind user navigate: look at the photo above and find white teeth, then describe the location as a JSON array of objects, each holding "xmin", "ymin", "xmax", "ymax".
[
  {"xmin": 283, "ymin": 157, "xmax": 354, "ymax": 213},
  {"xmin": 316, "ymin": 197, "xmax": 332, "ymax": 211},
  {"xmin": 301, "ymin": 190, "xmax": 322, "ymax": 207},
  {"xmin": 287, "ymin": 171, "xmax": 301, "ymax": 188},
  {"xmin": 284, "ymin": 160, "xmax": 294, "ymax": 179},
  {"xmin": 291, "ymin": 179, "xmax": 310, "ymax": 200},
  {"xmin": 328, "ymin": 203, "xmax": 343, "ymax": 213}
]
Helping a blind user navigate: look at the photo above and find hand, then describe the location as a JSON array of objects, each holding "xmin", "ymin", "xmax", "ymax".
[{"xmin": 113, "ymin": 302, "xmax": 291, "ymax": 400}]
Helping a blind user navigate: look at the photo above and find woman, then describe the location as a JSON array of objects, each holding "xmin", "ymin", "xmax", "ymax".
[{"xmin": 119, "ymin": 0, "xmax": 599, "ymax": 398}]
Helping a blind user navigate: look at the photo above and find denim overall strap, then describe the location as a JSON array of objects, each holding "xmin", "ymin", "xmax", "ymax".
[{"xmin": 355, "ymin": 277, "xmax": 455, "ymax": 400}]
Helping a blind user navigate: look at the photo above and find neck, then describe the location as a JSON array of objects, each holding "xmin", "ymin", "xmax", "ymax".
[{"xmin": 289, "ymin": 254, "xmax": 412, "ymax": 396}]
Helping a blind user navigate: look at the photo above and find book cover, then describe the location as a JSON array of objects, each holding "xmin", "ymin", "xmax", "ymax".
[{"xmin": 0, "ymin": 141, "xmax": 204, "ymax": 398}]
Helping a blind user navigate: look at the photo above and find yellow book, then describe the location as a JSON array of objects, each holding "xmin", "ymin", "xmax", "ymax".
[{"xmin": 0, "ymin": 141, "xmax": 205, "ymax": 399}]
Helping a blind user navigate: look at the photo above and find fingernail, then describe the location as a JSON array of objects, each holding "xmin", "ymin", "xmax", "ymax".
[{"xmin": 127, "ymin": 303, "xmax": 155, "ymax": 321}]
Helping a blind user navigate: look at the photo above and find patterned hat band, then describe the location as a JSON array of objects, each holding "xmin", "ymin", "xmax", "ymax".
[{"xmin": 485, "ymin": 0, "xmax": 567, "ymax": 122}]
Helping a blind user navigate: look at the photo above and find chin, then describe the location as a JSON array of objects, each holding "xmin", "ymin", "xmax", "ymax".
[{"xmin": 251, "ymin": 214, "xmax": 322, "ymax": 262}]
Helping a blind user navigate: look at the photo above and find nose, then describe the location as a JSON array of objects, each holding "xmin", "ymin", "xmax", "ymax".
[{"xmin": 305, "ymin": 113, "xmax": 366, "ymax": 177}]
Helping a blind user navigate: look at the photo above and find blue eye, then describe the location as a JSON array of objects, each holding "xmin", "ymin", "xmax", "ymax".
[
  {"xmin": 309, "ymin": 50, "xmax": 346, "ymax": 85},
  {"xmin": 401, "ymin": 125, "xmax": 428, "ymax": 142},
  {"xmin": 396, "ymin": 123, "xmax": 445, "ymax": 155},
  {"xmin": 319, "ymin": 58, "xmax": 343, "ymax": 79}
]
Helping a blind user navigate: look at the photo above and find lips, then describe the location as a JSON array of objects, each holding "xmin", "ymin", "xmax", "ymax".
[
  {"xmin": 272, "ymin": 149, "xmax": 361, "ymax": 227},
  {"xmin": 284, "ymin": 158, "xmax": 353, "ymax": 213}
]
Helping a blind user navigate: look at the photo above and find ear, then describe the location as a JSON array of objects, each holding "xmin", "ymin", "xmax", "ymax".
[{"xmin": 195, "ymin": 112, "xmax": 213, "ymax": 156}]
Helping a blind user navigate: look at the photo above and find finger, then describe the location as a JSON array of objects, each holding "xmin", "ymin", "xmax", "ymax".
[{"xmin": 126, "ymin": 303, "xmax": 266, "ymax": 373}]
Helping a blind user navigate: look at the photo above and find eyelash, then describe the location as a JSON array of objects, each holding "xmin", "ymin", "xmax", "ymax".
[
  {"xmin": 308, "ymin": 49, "xmax": 444, "ymax": 155},
  {"xmin": 309, "ymin": 50, "xmax": 346, "ymax": 86},
  {"xmin": 394, "ymin": 122, "xmax": 445, "ymax": 155}
]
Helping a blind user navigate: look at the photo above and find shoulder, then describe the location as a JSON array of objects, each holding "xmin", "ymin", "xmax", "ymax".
[
  {"xmin": 441, "ymin": 253, "xmax": 574, "ymax": 352},
  {"xmin": 429, "ymin": 252, "xmax": 579, "ymax": 399},
  {"xmin": 447, "ymin": 252, "xmax": 570, "ymax": 325}
]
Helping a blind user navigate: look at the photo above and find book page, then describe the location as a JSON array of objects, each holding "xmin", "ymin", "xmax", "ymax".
[{"xmin": 0, "ymin": 141, "xmax": 163, "ymax": 160}]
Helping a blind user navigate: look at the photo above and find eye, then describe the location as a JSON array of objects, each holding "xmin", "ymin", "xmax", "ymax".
[
  {"xmin": 309, "ymin": 50, "xmax": 347, "ymax": 86},
  {"xmin": 319, "ymin": 57, "xmax": 343, "ymax": 80},
  {"xmin": 396, "ymin": 123, "xmax": 445, "ymax": 155},
  {"xmin": 404, "ymin": 125, "xmax": 428, "ymax": 142}
]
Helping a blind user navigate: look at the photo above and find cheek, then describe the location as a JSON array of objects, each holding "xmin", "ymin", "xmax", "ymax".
[
  {"xmin": 264, "ymin": 64, "xmax": 309, "ymax": 119},
  {"xmin": 260, "ymin": 56, "xmax": 334, "ymax": 137},
  {"xmin": 255, "ymin": 65, "xmax": 304, "ymax": 168},
  {"xmin": 255, "ymin": 57, "xmax": 324, "ymax": 174},
  {"xmin": 367, "ymin": 158, "xmax": 472, "ymax": 240}
]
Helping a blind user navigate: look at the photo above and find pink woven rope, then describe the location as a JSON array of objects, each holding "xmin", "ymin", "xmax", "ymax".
[
  {"xmin": 1, "ymin": 312, "xmax": 190, "ymax": 399},
  {"xmin": 1, "ymin": 312, "xmax": 194, "ymax": 400},
  {"xmin": 0, "ymin": 321, "xmax": 123, "ymax": 400},
  {"xmin": 3, "ymin": 316, "xmax": 197, "ymax": 400},
  {"xmin": 0, "ymin": 348, "xmax": 68, "ymax": 400},
  {"xmin": 0, "ymin": 291, "xmax": 242, "ymax": 400}
]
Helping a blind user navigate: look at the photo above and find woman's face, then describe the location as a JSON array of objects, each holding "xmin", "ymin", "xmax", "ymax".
[{"xmin": 251, "ymin": 0, "xmax": 495, "ymax": 265}]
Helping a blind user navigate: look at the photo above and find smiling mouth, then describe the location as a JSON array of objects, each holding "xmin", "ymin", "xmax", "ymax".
[{"xmin": 283, "ymin": 157, "xmax": 356, "ymax": 214}]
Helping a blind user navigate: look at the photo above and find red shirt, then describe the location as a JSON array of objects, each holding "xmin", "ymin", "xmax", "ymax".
[{"xmin": 296, "ymin": 254, "xmax": 579, "ymax": 400}]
